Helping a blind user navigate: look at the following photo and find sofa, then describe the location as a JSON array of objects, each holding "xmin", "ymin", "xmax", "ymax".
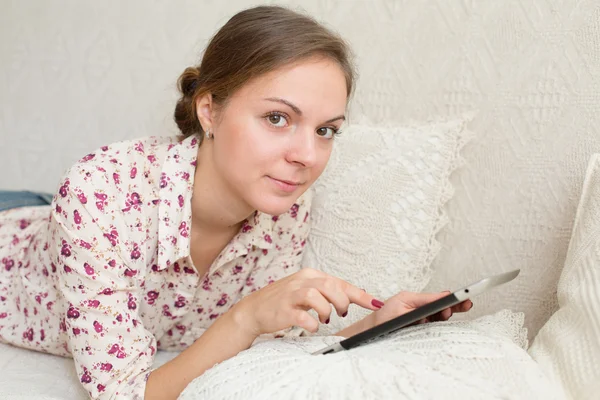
[{"xmin": 1, "ymin": 1, "xmax": 599, "ymax": 399}]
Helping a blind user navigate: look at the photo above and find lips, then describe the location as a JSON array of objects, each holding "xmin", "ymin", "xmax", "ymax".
[
  {"xmin": 273, "ymin": 178, "xmax": 301, "ymax": 186},
  {"xmin": 267, "ymin": 175, "xmax": 304, "ymax": 185},
  {"xmin": 267, "ymin": 176, "xmax": 304, "ymax": 193}
]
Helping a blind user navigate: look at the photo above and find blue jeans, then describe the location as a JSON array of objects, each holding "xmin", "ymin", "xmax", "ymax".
[{"xmin": 0, "ymin": 190, "xmax": 54, "ymax": 212}]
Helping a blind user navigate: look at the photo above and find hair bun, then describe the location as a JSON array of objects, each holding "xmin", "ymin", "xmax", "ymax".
[
  {"xmin": 178, "ymin": 67, "xmax": 201, "ymax": 98},
  {"xmin": 174, "ymin": 67, "xmax": 202, "ymax": 137}
]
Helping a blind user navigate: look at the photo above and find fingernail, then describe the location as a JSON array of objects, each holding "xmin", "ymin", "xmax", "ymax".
[
  {"xmin": 342, "ymin": 311, "xmax": 348, "ymax": 318},
  {"xmin": 372, "ymin": 299, "xmax": 385, "ymax": 308},
  {"xmin": 469, "ymin": 302, "xmax": 474, "ymax": 310},
  {"xmin": 325, "ymin": 318, "xmax": 330, "ymax": 324}
]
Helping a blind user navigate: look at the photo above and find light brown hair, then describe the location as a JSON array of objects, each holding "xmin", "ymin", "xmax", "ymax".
[{"xmin": 173, "ymin": 5, "xmax": 355, "ymax": 140}]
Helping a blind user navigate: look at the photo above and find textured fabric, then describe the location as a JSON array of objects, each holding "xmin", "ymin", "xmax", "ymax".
[
  {"xmin": 0, "ymin": 191, "xmax": 53, "ymax": 212},
  {"xmin": 2, "ymin": 0, "xmax": 600, "ymax": 340},
  {"xmin": 0, "ymin": 135, "xmax": 311, "ymax": 399},
  {"xmin": 179, "ymin": 310, "xmax": 565, "ymax": 400},
  {"xmin": 304, "ymin": 117, "xmax": 473, "ymax": 334},
  {"xmin": 529, "ymin": 154, "xmax": 600, "ymax": 400}
]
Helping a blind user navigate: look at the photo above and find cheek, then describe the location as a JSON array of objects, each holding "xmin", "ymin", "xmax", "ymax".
[
  {"xmin": 215, "ymin": 118, "xmax": 277, "ymax": 175},
  {"xmin": 311, "ymin": 145, "xmax": 334, "ymax": 180}
]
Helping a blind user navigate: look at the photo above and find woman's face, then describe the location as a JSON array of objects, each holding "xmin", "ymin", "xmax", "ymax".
[{"xmin": 203, "ymin": 57, "xmax": 348, "ymax": 216}]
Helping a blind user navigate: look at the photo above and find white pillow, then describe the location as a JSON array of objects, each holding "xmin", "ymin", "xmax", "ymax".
[
  {"xmin": 179, "ymin": 310, "xmax": 565, "ymax": 400},
  {"xmin": 529, "ymin": 154, "xmax": 600, "ymax": 400},
  {"xmin": 302, "ymin": 116, "xmax": 474, "ymax": 334}
]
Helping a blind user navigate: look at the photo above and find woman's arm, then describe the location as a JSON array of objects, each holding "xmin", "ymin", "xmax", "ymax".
[
  {"xmin": 144, "ymin": 303, "xmax": 255, "ymax": 400},
  {"xmin": 145, "ymin": 267, "xmax": 384, "ymax": 399},
  {"xmin": 50, "ymin": 169, "xmax": 161, "ymax": 399},
  {"xmin": 146, "ymin": 192, "xmax": 315, "ymax": 398}
]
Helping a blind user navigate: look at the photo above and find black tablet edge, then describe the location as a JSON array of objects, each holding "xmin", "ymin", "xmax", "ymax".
[{"xmin": 339, "ymin": 293, "xmax": 461, "ymax": 350}]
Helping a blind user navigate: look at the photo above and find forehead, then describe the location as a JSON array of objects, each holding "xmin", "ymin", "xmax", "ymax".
[{"xmin": 232, "ymin": 57, "xmax": 348, "ymax": 115}]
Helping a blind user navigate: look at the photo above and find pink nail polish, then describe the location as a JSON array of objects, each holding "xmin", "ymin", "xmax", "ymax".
[{"xmin": 372, "ymin": 299, "xmax": 385, "ymax": 308}]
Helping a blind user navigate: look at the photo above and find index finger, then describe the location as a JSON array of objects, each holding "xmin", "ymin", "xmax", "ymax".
[{"xmin": 337, "ymin": 279, "xmax": 384, "ymax": 311}]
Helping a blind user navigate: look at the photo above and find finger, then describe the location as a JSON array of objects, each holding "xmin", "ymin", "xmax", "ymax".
[
  {"xmin": 451, "ymin": 300, "xmax": 473, "ymax": 313},
  {"xmin": 293, "ymin": 287, "xmax": 332, "ymax": 324},
  {"xmin": 309, "ymin": 277, "xmax": 351, "ymax": 317},
  {"xmin": 426, "ymin": 313, "xmax": 440, "ymax": 322},
  {"xmin": 290, "ymin": 309, "xmax": 320, "ymax": 333},
  {"xmin": 428, "ymin": 309, "xmax": 450, "ymax": 322},
  {"xmin": 336, "ymin": 278, "xmax": 385, "ymax": 311},
  {"xmin": 441, "ymin": 308, "xmax": 452, "ymax": 320}
]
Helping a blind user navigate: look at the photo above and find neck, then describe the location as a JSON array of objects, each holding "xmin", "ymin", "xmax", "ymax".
[{"xmin": 191, "ymin": 140, "xmax": 254, "ymax": 234}]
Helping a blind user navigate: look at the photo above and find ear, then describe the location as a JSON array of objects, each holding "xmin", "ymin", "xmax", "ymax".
[{"xmin": 195, "ymin": 92, "xmax": 214, "ymax": 132}]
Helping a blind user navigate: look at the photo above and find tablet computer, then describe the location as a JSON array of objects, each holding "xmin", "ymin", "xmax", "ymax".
[{"xmin": 312, "ymin": 269, "xmax": 520, "ymax": 355}]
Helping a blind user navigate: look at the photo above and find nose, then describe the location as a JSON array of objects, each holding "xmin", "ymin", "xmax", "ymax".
[{"xmin": 286, "ymin": 128, "xmax": 317, "ymax": 168}]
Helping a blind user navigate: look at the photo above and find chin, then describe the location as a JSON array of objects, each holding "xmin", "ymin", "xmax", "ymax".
[
  {"xmin": 240, "ymin": 177, "xmax": 311, "ymax": 216},
  {"xmin": 252, "ymin": 195, "xmax": 299, "ymax": 216},
  {"xmin": 247, "ymin": 184, "xmax": 308, "ymax": 216}
]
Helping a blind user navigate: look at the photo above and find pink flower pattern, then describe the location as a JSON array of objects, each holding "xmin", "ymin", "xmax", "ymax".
[{"xmin": 0, "ymin": 135, "xmax": 311, "ymax": 399}]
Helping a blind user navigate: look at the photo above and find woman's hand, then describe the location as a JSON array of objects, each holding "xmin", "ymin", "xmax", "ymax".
[
  {"xmin": 336, "ymin": 291, "xmax": 473, "ymax": 338},
  {"xmin": 370, "ymin": 291, "xmax": 473, "ymax": 327},
  {"xmin": 230, "ymin": 268, "xmax": 385, "ymax": 338}
]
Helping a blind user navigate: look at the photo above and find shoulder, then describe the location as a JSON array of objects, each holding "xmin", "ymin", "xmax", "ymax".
[
  {"xmin": 51, "ymin": 135, "xmax": 181, "ymax": 235},
  {"xmin": 55, "ymin": 135, "xmax": 179, "ymax": 199},
  {"xmin": 68, "ymin": 135, "xmax": 179, "ymax": 176}
]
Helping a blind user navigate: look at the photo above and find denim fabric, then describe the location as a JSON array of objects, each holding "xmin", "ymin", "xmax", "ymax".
[{"xmin": 0, "ymin": 190, "xmax": 54, "ymax": 212}]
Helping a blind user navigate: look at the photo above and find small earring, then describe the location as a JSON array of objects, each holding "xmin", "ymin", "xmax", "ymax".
[{"xmin": 205, "ymin": 129, "xmax": 212, "ymax": 139}]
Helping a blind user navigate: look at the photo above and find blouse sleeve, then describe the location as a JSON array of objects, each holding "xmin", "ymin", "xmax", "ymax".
[{"xmin": 50, "ymin": 166, "xmax": 156, "ymax": 399}]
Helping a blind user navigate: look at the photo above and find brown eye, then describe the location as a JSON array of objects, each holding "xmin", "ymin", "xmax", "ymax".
[
  {"xmin": 317, "ymin": 127, "xmax": 337, "ymax": 139},
  {"xmin": 266, "ymin": 114, "xmax": 287, "ymax": 127}
]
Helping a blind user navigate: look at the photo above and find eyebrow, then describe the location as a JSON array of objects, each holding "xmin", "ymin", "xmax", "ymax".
[{"xmin": 263, "ymin": 97, "xmax": 346, "ymax": 124}]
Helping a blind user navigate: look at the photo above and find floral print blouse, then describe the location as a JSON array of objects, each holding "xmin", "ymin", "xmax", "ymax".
[{"xmin": 0, "ymin": 134, "xmax": 311, "ymax": 399}]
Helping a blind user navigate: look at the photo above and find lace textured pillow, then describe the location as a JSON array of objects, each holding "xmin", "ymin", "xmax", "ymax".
[
  {"xmin": 179, "ymin": 310, "xmax": 564, "ymax": 400},
  {"xmin": 529, "ymin": 154, "xmax": 600, "ymax": 400},
  {"xmin": 302, "ymin": 117, "xmax": 473, "ymax": 334}
]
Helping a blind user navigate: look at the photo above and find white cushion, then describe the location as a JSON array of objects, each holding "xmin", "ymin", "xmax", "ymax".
[
  {"xmin": 179, "ymin": 310, "xmax": 565, "ymax": 400},
  {"xmin": 529, "ymin": 154, "xmax": 600, "ymax": 400},
  {"xmin": 302, "ymin": 116, "xmax": 474, "ymax": 334}
]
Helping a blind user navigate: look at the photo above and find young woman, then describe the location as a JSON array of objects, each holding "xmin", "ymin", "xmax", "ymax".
[{"xmin": 0, "ymin": 6, "xmax": 471, "ymax": 400}]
